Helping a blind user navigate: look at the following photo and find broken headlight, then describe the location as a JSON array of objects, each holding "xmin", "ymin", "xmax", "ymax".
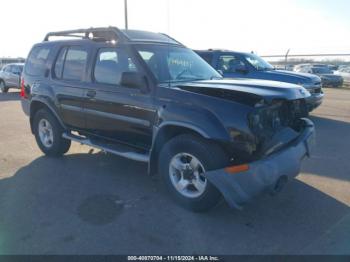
[{"xmin": 249, "ymin": 103, "xmax": 283, "ymax": 134}]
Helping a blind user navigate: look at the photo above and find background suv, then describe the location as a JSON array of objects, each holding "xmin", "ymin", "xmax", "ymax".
[
  {"xmin": 195, "ymin": 49, "xmax": 324, "ymax": 111},
  {"xmin": 0, "ymin": 63, "xmax": 24, "ymax": 93}
]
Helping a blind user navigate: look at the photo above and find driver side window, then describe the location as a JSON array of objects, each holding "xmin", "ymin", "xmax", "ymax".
[
  {"xmin": 217, "ymin": 55, "xmax": 245, "ymax": 73},
  {"xmin": 94, "ymin": 48, "xmax": 138, "ymax": 86}
]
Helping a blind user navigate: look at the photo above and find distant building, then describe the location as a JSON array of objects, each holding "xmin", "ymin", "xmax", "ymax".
[{"xmin": 0, "ymin": 57, "xmax": 25, "ymax": 69}]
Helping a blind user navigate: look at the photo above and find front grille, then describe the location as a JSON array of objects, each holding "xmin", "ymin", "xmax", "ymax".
[
  {"xmin": 314, "ymin": 88, "xmax": 321, "ymax": 94},
  {"xmin": 309, "ymin": 87, "xmax": 322, "ymax": 94}
]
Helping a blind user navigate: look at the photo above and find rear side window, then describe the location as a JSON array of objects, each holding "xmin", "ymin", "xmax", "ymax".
[
  {"xmin": 26, "ymin": 46, "xmax": 50, "ymax": 76},
  {"xmin": 62, "ymin": 47, "xmax": 88, "ymax": 81}
]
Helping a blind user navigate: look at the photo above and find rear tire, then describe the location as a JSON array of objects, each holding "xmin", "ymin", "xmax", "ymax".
[
  {"xmin": 0, "ymin": 81, "xmax": 8, "ymax": 93},
  {"xmin": 33, "ymin": 109, "xmax": 71, "ymax": 157},
  {"xmin": 158, "ymin": 134, "xmax": 229, "ymax": 212}
]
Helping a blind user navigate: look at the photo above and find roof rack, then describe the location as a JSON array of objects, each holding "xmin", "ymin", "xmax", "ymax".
[{"xmin": 43, "ymin": 26, "xmax": 129, "ymax": 43}]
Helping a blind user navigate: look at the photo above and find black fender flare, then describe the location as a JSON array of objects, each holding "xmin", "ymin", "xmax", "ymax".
[
  {"xmin": 148, "ymin": 118, "xmax": 230, "ymax": 175},
  {"xmin": 29, "ymin": 96, "xmax": 67, "ymax": 133}
]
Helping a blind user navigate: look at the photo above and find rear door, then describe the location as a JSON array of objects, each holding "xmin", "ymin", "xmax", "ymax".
[
  {"xmin": 51, "ymin": 45, "xmax": 90, "ymax": 129},
  {"xmin": 83, "ymin": 46, "xmax": 156, "ymax": 150}
]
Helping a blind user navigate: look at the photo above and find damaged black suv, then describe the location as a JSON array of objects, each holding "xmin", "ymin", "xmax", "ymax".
[{"xmin": 21, "ymin": 27, "xmax": 315, "ymax": 211}]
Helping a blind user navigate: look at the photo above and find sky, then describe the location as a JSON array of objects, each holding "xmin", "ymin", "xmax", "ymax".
[{"xmin": 0, "ymin": 0, "xmax": 349, "ymax": 58}]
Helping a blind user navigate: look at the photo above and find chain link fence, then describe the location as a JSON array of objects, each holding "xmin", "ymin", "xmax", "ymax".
[
  {"xmin": 261, "ymin": 53, "xmax": 350, "ymax": 69},
  {"xmin": 261, "ymin": 53, "xmax": 350, "ymax": 87}
]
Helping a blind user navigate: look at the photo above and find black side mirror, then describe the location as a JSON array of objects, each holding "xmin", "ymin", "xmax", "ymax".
[
  {"xmin": 235, "ymin": 64, "xmax": 248, "ymax": 74},
  {"xmin": 120, "ymin": 72, "xmax": 150, "ymax": 93}
]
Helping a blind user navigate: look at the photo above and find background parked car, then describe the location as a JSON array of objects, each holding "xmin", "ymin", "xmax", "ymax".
[
  {"xmin": 328, "ymin": 64, "xmax": 339, "ymax": 71},
  {"xmin": 334, "ymin": 67, "xmax": 350, "ymax": 85},
  {"xmin": 338, "ymin": 65, "xmax": 350, "ymax": 71},
  {"xmin": 195, "ymin": 49, "xmax": 323, "ymax": 111},
  {"xmin": 299, "ymin": 66, "xmax": 343, "ymax": 88},
  {"xmin": 294, "ymin": 63, "xmax": 312, "ymax": 72},
  {"xmin": 0, "ymin": 63, "xmax": 24, "ymax": 93}
]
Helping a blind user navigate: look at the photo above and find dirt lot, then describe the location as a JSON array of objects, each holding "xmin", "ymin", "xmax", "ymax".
[{"xmin": 0, "ymin": 88, "xmax": 349, "ymax": 255}]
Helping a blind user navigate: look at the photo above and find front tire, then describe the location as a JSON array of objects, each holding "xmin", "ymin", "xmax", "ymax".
[
  {"xmin": 33, "ymin": 109, "xmax": 71, "ymax": 157},
  {"xmin": 158, "ymin": 134, "xmax": 229, "ymax": 212},
  {"xmin": 0, "ymin": 81, "xmax": 9, "ymax": 93}
]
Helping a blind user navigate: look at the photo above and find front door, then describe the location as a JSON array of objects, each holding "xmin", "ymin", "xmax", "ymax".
[{"xmin": 83, "ymin": 46, "xmax": 156, "ymax": 150}]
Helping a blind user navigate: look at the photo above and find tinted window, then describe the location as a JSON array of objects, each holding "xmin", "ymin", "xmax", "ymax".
[
  {"xmin": 54, "ymin": 48, "xmax": 67, "ymax": 79},
  {"xmin": 26, "ymin": 46, "xmax": 50, "ymax": 76},
  {"xmin": 62, "ymin": 47, "xmax": 87, "ymax": 81},
  {"xmin": 94, "ymin": 48, "xmax": 137, "ymax": 85}
]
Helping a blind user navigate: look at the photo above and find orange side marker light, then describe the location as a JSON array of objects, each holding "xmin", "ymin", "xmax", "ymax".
[{"xmin": 225, "ymin": 164, "xmax": 249, "ymax": 174}]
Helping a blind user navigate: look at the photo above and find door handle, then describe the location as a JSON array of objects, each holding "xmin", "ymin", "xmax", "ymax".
[{"xmin": 86, "ymin": 90, "xmax": 96, "ymax": 98}]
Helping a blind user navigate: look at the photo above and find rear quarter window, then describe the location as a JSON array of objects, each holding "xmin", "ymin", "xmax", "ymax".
[{"xmin": 25, "ymin": 46, "xmax": 51, "ymax": 76}]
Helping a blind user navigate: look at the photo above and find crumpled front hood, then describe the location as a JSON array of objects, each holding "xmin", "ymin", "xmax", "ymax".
[{"xmin": 175, "ymin": 79, "xmax": 310, "ymax": 106}]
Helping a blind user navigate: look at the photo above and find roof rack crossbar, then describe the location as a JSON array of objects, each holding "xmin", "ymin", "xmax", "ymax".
[{"xmin": 43, "ymin": 27, "xmax": 129, "ymax": 42}]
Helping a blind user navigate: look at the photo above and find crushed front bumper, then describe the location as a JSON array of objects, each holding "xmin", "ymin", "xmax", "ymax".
[{"xmin": 205, "ymin": 118, "xmax": 315, "ymax": 209}]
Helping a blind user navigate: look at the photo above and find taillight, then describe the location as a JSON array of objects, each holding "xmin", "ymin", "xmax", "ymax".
[{"xmin": 20, "ymin": 78, "xmax": 26, "ymax": 98}]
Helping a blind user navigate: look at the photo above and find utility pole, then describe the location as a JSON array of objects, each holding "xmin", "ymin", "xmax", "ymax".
[
  {"xmin": 285, "ymin": 49, "xmax": 290, "ymax": 69},
  {"xmin": 124, "ymin": 0, "xmax": 128, "ymax": 30}
]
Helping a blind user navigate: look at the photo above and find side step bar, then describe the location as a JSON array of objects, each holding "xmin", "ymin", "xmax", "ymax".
[{"xmin": 62, "ymin": 132, "xmax": 149, "ymax": 163}]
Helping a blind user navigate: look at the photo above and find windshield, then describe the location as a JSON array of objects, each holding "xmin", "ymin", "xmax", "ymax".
[
  {"xmin": 312, "ymin": 67, "xmax": 332, "ymax": 74},
  {"xmin": 135, "ymin": 45, "xmax": 222, "ymax": 83},
  {"xmin": 244, "ymin": 53, "xmax": 274, "ymax": 71}
]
